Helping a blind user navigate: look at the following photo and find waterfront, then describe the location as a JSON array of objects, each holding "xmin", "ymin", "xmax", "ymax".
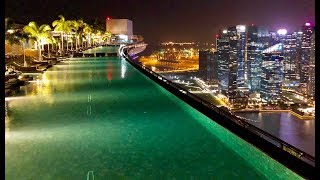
[
  {"xmin": 157, "ymin": 71, "xmax": 315, "ymax": 157},
  {"xmin": 5, "ymin": 47, "xmax": 301, "ymax": 179},
  {"xmin": 234, "ymin": 112, "xmax": 315, "ymax": 156}
]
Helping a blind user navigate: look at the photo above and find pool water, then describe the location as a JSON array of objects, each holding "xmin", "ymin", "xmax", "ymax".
[{"xmin": 5, "ymin": 47, "xmax": 302, "ymax": 179}]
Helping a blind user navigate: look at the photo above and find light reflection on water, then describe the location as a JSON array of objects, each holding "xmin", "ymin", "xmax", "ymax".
[
  {"xmin": 235, "ymin": 112, "xmax": 315, "ymax": 156},
  {"xmin": 5, "ymin": 47, "xmax": 302, "ymax": 179}
]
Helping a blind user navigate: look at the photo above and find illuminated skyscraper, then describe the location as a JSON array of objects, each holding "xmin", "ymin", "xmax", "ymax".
[
  {"xmin": 217, "ymin": 25, "xmax": 248, "ymax": 107},
  {"xmin": 247, "ymin": 25, "xmax": 260, "ymax": 92},
  {"xmin": 235, "ymin": 25, "xmax": 247, "ymax": 88},
  {"xmin": 227, "ymin": 26, "xmax": 240, "ymax": 105},
  {"xmin": 260, "ymin": 43, "xmax": 284, "ymax": 104},
  {"xmin": 307, "ymin": 32, "xmax": 315, "ymax": 97},
  {"xmin": 282, "ymin": 32, "xmax": 299, "ymax": 86},
  {"xmin": 297, "ymin": 23, "xmax": 314, "ymax": 85},
  {"xmin": 217, "ymin": 29, "xmax": 230, "ymax": 95}
]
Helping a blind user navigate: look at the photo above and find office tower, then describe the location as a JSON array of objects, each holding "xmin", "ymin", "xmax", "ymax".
[
  {"xmin": 247, "ymin": 25, "xmax": 260, "ymax": 92},
  {"xmin": 207, "ymin": 51, "xmax": 219, "ymax": 82},
  {"xmin": 297, "ymin": 23, "xmax": 314, "ymax": 86},
  {"xmin": 235, "ymin": 25, "xmax": 247, "ymax": 88},
  {"xmin": 199, "ymin": 50, "xmax": 210, "ymax": 80},
  {"xmin": 217, "ymin": 29, "xmax": 230, "ymax": 96},
  {"xmin": 307, "ymin": 32, "xmax": 315, "ymax": 97},
  {"xmin": 226, "ymin": 26, "xmax": 239, "ymax": 105},
  {"xmin": 282, "ymin": 31, "xmax": 299, "ymax": 87},
  {"xmin": 260, "ymin": 43, "xmax": 284, "ymax": 104}
]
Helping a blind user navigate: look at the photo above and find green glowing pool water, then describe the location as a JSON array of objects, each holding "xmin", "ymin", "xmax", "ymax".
[{"xmin": 5, "ymin": 47, "xmax": 302, "ymax": 179}]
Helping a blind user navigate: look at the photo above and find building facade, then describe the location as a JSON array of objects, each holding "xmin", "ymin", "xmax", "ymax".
[
  {"xmin": 307, "ymin": 32, "xmax": 315, "ymax": 97},
  {"xmin": 260, "ymin": 44, "xmax": 284, "ymax": 104},
  {"xmin": 217, "ymin": 29, "xmax": 230, "ymax": 96}
]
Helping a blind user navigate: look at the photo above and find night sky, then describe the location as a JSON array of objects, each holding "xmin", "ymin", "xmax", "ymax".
[{"xmin": 5, "ymin": 0, "xmax": 315, "ymax": 44}]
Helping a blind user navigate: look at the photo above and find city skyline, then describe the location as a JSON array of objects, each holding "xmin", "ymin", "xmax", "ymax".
[{"xmin": 5, "ymin": 0, "xmax": 315, "ymax": 43}]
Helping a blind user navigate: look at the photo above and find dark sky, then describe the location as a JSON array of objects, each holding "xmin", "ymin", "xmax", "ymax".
[{"xmin": 5, "ymin": 0, "xmax": 315, "ymax": 44}]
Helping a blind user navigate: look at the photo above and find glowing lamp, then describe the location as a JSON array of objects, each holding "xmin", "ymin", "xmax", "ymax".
[
  {"xmin": 305, "ymin": 22, "xmax": 311, "ymax": 26},
  {"xmin": 277, "ymin": 29, "xmax": 287, "ymax": 35},
  {"xmin": 222, "ymin": 30, "xmax": 227, "ymax": 34}
]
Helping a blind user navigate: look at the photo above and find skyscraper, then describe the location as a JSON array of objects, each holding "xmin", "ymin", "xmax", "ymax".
[
  {"xmin": 199, "ymin": 50, "xmax": 209, "ymax": 80},
  {"xmin": 307, "ymin": 32, "xmax": 315, "ymax": 97},
  {"xmin": 282, "ymin": 31, "xmax": 299, "ymax": 86},
  {"xmin": 217, "ymin": 25, "xmax": 249, "ymax": 107},
  {"xmin": 297, "ymin": 23, "xmax": 314, "ymax": 85},
  {"xmin": 235, "ymin": 25, "xmax": 247, "ymax": 88},
  {"xmin": 260, "ymin": 43, "xmax": 284, "ymax": 104},
  {"xmin": 247, "ymin": 25, "xmax": 260, "ymax": 92},
  {"xmin": 207, "ymin": 51, "xmax": 219, "ymax": 82},
  {"xmin": 217, "ymin": 29, "xmax": 230, "ymax": 96}
]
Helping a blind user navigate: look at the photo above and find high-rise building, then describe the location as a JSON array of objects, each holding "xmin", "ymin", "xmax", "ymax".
[
  {"xmin": 297, "ymin": 23, "xmax": 314, "ymax": 85},
  {"xmin": 247, "ymin": 25, "xmax": 260, "ymax": 92},
  {"xmin": 217, "ymin": 29, "xmax": 230, "ymax": 96},
  {"xmin": 199, "ymin": 50, "xmax": 218, "ymax": 82},
  {"xmin": 216, "ymin": 25, "xmax": 248, "ymax": 107},
  {"xmin": 226, "ymin": 26, "xmax": 239, "ymax": 105},
  {"xmin": 235, "ymin": 25, "xmax": 247, "ymax": 88},
  {"xmin": 307, "ymin": 32, "xmax": 315, "ymax": 97},
  {"xmin": 199, "ymin": 50, "xmax": 210, "ymax": 80},
  {"xmin": 282, "ymin": 32, "xmax": 299, "ymax": 86},
  {"xmin": 260, "ymin": 43, "xmax": 284, "ymax": 104},
  {"xmin": 207, "ymin": 51, "xmax": 219, "ymax": 82}
]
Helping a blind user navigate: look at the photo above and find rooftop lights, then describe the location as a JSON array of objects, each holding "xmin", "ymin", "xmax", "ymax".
[
  {"xmin": 236, "ymin": 25, "xmax": 246, "ymax": 32},
  {"xmin": 277, "ymin": 29, "xmax": 287, "ymax": 35},
  {"xmin": 305, "ymin": 22, "xmax": 311, "ymax": 26}
]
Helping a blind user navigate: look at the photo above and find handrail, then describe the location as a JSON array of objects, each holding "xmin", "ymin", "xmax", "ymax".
[{"xmin": 121, "ymin": 45, "xmax": 315, "ymax": 166}]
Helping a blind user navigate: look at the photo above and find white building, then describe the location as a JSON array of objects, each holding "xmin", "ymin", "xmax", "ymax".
[{"xmin": 106, "ymin": 19, "xmax": 133, "ymax": 43}]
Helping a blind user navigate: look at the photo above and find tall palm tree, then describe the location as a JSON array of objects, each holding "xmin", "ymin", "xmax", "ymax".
[
  {"xmin": 23, "ymin": 21, "xmax": 52, "ymax": 61},
  {"xmin": 68, "ymin": 20, "xmax": 78, "ymax": 51},
  {"xmin": 52, "ymin": 15, "xmax": 74, "ymax": 54},
  {"xmin": 83, "ymin": 23, "xmax": 93, "ymax": 48},
  {"xmin": 73, "ymin": 19, "xmax": 86, "ymax": 50}
]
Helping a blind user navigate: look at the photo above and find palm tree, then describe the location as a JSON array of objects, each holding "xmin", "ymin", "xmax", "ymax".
[
  {"xmin": 52, "ymin": 15, "xmax": 74, "ymax": 54},
  {"xmin": 83, "ymin": 23, "xmax": 93, "ymax": 48},
  {"xmin": 102, "ymin": 31, "xmax": 112, "ymax": 44},
  {"xmin": 73, "ymin": 19, "xmax": 86, "ymax": 50},
  {"xmin": 23, "ymin": 21, "xmax": 52, "ymax": 61}
]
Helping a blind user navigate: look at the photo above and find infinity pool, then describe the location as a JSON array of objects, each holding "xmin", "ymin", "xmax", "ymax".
[{"xmin": 5, "ymin": 47, "xmax": 302, "ymax": 179}]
